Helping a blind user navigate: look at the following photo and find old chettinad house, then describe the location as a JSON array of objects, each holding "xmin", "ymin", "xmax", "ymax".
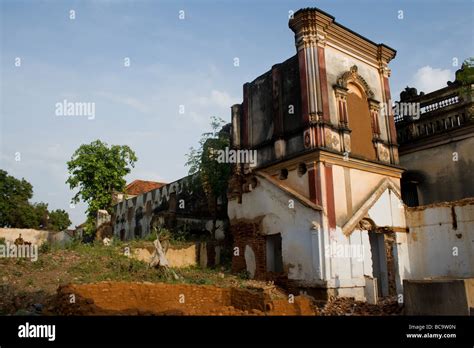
[
  {"xmin": 227, "ymin": 8, "xmax": 409, "ymax": 301},
  {"xmin": 395, "ymin": 61, "xmax": 474, "ymax": 207}
]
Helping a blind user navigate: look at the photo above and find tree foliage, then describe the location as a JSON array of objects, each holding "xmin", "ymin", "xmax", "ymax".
[
  {"xmin": 0, "ymin": 169, "xmax": 33, "ymax": 227},
  {"xmin": 0, "ymin": 169, "xmax": 71, "ymax": 230},
  {"xmin": 186, "ymin": 117, "xmax": 231, "ymax": 196},
  {"xmin": 48, "ymin": 209, "xmax": 72, "ymax": 232},
  {"xmin": 185, "ymin": 117, "xmax": 231, "ymax": 233},
  {"xmin": 66, "ymin": 140, "xmax": 137, "ymax": 219}
]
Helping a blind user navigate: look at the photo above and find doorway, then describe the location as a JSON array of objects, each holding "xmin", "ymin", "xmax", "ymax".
[
  {"xmin": 266, "ymin": 234, "xmax": 283, "ymax": 273},
  {"xmin": 369, "ymin": 231, "xmax": 397, "ymax": 297}
]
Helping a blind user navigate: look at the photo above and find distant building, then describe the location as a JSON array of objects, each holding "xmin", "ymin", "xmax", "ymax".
[
  {"xmin": 112, "ymin": 175, "xmax": 227, "ymax": 242},
  {"xmin": 112, "ymin": 180, "xmax": 167, "ymax": 204},
  {"xmin": 395, "ymin": 60, "xmax": 474, "ymax": 206}
]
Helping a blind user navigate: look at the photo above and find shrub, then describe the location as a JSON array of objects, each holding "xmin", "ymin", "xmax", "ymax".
[{"xmin": 39, "ymin": 242, "xmax": 51, "ymax": 254}]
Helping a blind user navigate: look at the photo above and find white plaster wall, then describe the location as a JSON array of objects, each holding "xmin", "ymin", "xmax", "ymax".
[
  {"xmin": 230, "ymin": 172, "xmax": 411, "ymax": 299},
  {"xmin": 326, "ymin": 227, "xmax": 372, "ymax": 290},
  {"xmin": 394, "ymin": 231, "xmax": 410, "ymax": 295},
  {"xmin": 229, "ymin": 174, "xmax": 409, "ymax": 292},
  {"xmin": 332, "ymin": 165, "xmax": 348, "ymax": 224},
  {"xmin": 405, "ymin": 202, "xmax": 474, "ymax": 279},
  {"xmin": 0, "ymin": 228, "xmax": 50, "ymax": 245},
  {"xmin": 228, "ymin": 177, "xmax": 324, "ymax": 282},
  {"xmin": 368, "ymin": 189, "xmax": 406, "ymax": 228},
  {"xmin": 349, "ymin": 169, "xmax": 396, "ymax": 214},
  {"xmin": 332, "ymin": 163, "xmax": 389, "ymax": 228},
  {"xmin": 326, "ymin": 181, "xmax": 408, "ymax": 297},
  {"xmin": 285, "ymin": 167, "xmax": 310, "ymax": 198}
]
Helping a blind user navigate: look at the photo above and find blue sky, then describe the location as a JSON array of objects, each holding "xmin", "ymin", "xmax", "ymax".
[{"xmin": 1, "ymin": 0, "xmax": 472, "ymax": 226}]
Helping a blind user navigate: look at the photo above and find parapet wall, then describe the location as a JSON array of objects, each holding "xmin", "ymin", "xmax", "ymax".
[{"xmin": 404, "ymin": 198, "xmax": 474, "ymax": 280}]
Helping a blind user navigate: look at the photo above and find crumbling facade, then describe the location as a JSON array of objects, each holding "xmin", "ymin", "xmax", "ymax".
[
  {"xmin": 228, "ymin": 8, "xmax": 409, "ymax": 301},
  {"xmin": 113, "ymin": 174, "xmax": 227, "ymax": 243},
  {"xmin": 395, "ymin": 61, "xmax": 474, "ymax": 282},
  {"xmin": 395, "ymin": 61, "xmax": 474, "ymax": 206}
]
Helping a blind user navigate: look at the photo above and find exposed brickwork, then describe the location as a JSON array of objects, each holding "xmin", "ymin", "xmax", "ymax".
[
  {"xmin": 384, "ymin": 233, "xmax": 397, "ymax": 296},
  {"xmin": 231, "ymin": 219, "xmax": 267, "ymax": 280}
]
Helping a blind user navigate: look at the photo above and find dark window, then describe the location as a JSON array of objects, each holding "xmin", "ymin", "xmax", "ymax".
[
  {"xmin": 279, "ymin": 168, "xmax": 288, "ymax": 180},
  {"xmin": 401, "ymin": 182, "xmax": 419, "ymax": 207},
  {"xmin": 297, "ymin": 163, "xmax": 307, "ymax": 177}
]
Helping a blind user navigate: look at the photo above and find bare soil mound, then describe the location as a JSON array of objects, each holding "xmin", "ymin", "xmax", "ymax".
[{"xmin": 53, "ymin": 281, "xmax": 316, "ymax": 316}]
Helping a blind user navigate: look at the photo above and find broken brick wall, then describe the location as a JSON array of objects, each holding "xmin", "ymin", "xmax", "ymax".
[{"xmin": 230, "ymin": 219, "xmax": 267, "ymax": 280}]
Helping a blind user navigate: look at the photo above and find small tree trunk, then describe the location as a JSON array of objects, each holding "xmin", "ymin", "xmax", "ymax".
[{"xmin": 149, "ymin": 238, "xmax": 179, "ymax": 280}]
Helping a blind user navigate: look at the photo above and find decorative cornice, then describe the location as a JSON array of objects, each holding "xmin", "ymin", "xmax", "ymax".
[
  {"xmin": 289, "ymin": 8, "xmax": 396, "ymax": 66},
  {"xmin": 289, "ymin": 8, "xmax": 333, "ymax": 50},
  {"xmin": 368, "ymin": 98, "xmax": 381, "ymax": 110},
  {"xmin": 335, "ymin": 65, "xmax": 375, "ymax": 99}
]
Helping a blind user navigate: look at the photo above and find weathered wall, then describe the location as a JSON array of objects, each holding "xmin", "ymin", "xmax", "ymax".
[
  {"xmin": 166, "ymin": 244, "xmax": 198, "ymax": 268},
  {"xmin": 333, "ymin": 165, "xmax": 401, "ymax": 226},
  {"xmin": 404, "ymin": 199, "xmax": 474, "ymax": 279},
  {"xmin": 229, "ymin": 176, "xmax": 323, "ymax": 283},
  {"xmin": 241, "ymin": 55, "xmax": 303, "ymax": 167},
  {"xmin": 404, "ymin": 279, "xmax": 474, "ymax": 315},
  {"xmin": 229, "ymin": 171, "xmax": 409, "ymax": 301},
  {"xmin": 327, "ymin": 168, "xmax": 407, "ymax": 299},
  {"xmin": 399, "ymin": 135, "xmax": 474, "ymax": 205},
  {"xmin": 113, "ymin": 175, "xmax": 226, "ymax": 241},
  {"xmin": 130, "ymin": 244, "xmax": 200, "ymax": 268},
  {"xmin": 0, "ymin": 228, "xmax": 70, "ymax": 246}
]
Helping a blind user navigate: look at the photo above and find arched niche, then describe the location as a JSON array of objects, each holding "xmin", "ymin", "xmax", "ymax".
[{"xmin": 334, "ymin": 65, "xmax": 381, "ymax": 161}]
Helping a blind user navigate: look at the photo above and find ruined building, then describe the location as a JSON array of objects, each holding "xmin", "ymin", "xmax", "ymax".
[
  {"xmin": 393, "ymin": 61, "xmax": 474, "ymax": 290},
  {"xmin": 227, "ymin": 8, "xmax": 408, "ymax": 300},
  {"xmin": 395, "ymin": 61, "xmax": 474, "ymax": 206},
  {"xmin": 113, "ymin": 174, "xmax": 227, "ymax": 243}
]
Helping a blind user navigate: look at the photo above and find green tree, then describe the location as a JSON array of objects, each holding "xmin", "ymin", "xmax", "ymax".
[
  {"xmin": 32, "ymin": 202, "xmax": 49, "ymax": 229},
  {"xmin": 185, "ymin": 117, "xmax": 231, "ymax": 235},
  {"xmin": 48, "ymin": 209, "xmax": 72, "ymax": 231},
  {"xmin": 0, "ymin": 169, "xmax": 34, "ymax": 227},
  {"xmin": 66, "ymin": 140, "xmax": 137, "ymax": 234},
  {"xmin": 0, "ymin": 170, "xmax": 68, "ymax": 230}
]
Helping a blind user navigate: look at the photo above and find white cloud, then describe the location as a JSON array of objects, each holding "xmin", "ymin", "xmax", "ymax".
[
  {"xmin": 411, "ymin": 66, "xmax": 453, "ymax": 94},
  {"xmin": 98, "ymin": 91, "xmax": 150, "ymax": 114},
  {"xmin": 194, "ymin": 89, "xmax": 239, "ymax": 109}
]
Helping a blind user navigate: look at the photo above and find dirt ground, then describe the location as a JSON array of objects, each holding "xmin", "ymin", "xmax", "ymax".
[
  {"xmin": 0, "ymin": 243, "xmax": 403, "ymax": 316},
  {"xmin": 52, "ymin": 281, "xmax": 315, "ymax": 316}
]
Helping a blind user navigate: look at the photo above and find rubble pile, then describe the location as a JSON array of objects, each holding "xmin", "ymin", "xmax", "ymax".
[{"xmin": 316, "ymin": 296, "xmax": 403, "ymax": 316}]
